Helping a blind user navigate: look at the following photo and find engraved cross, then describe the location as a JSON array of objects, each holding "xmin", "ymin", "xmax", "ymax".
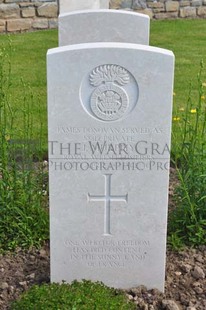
[{"xmin": 88, "ymin": 174, "xmax": 128, "ymax": 236}]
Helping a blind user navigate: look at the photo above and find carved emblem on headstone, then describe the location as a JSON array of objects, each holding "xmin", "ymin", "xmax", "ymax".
[
  {"xmin": 89, "ymin": 65, "xmax": 130, "ymax": 121},
  {"xmin": 80, "ymin": 63, "xmax": 139, "ymax": 122}
]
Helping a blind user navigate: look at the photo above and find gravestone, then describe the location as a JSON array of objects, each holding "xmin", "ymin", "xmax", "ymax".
[
  {"xmin": 59, "ymin": 10, "xmax": 150, "ymax": 46},
  {"xmin": 47, "ymin": 42, "xmax": 174, "ymax": 291},
  {"xmin": 59, "ymin": 0, "xmax": 109, "ymax": 14}
]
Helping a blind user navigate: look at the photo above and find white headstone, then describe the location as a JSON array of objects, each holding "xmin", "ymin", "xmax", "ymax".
[
  {"xmin": 48, "ymin": 42, "xmax": 174, "ymax": 291},
  {"xmin": 59, "ymin": 0, "xmax": 109, "ymax": 14},
  {"xmin": 59, "ymin": 10, "xmax": 150, "ymax": 46}
]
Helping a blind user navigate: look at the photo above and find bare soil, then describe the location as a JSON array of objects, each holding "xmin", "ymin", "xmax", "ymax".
[
  {"xmin": 0, "ymin": 168, "xmax": 205, "ymax": 309},
  {"xmin": 0, "ymin": 245, "xmax": 205, "ymax": 309}
]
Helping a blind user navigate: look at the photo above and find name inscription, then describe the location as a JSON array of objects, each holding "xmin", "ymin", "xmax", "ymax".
[
  {"xmin": 57, "ymin": 126, "xmax": 165, "ymax": 135},
  {"xmin": 49, "ymin": 126, "xmax": 170, "ymax": 172}
]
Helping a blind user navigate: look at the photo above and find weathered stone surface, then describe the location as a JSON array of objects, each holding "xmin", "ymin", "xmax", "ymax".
[
  {"xmin": 191, "ymin": 0, "xmax": 202, "ymax": 6},
  {"xmin": 49, "ymin": 18, "xmax": 58, "ymax": 28},
  {"xmin": 0, "ymin": 0, "xmax": 205, "ymax": 30},
  {"xmin": 37, "ymin": 3, "xmax": 57, "ymax": 17},
  {"xmin": 32, "ymin": 18, "xmax": 48, "ymax": 28},
  {"xmin": 7, "ymin": 18, "xmax": 32, "ymax": 31},
  {"xmin": 132, "ymin": 0, "xmax": 147, "ymax": 9},
  {"xmin": 197, "ymin": 6, "xmax": 206, "ymax": 15},
  {"xmin": 110, "ymin": 0, "xmax": 122, "ymax": 9},
  {"xmin": 0, "ymin": 4, "xmax": 19, "ymax": 19},
  {"xmin": 179, "ymin": 6, "xmax": 197, "ymax": 17},
  {"xmin": 148, "ymin": 2, "xmax": 165, "ymax": 9},
  {"xmin": 162, "ymin": 299, "xmax": 180, "ymax": 310},
  {"xmin": 191, "ymin": 266, "xmax": 205, "ymax": 279},
  {"xmin": 31, "ymin": 2, "xmax": 43, "ymax": 7},
  {"xmin": 4, "ymin": 0, "xmax": 21, "ymax": 2},
  {"xmin": 21, "ymin": 7, "xmax": 35, "ymax": 18},
  {"xmin": 165, "ymin": 1, "xmax": 179, "ymax": 12},
  {"xmin": 39, "ymin": 249, "xmax": 47, "ymax": 258},
  {"xmin": 0, "ymin": 282, "xmax": 9, "ymax": 290},
  {"xmin": 148, "ymin": 1, "xmax": 165, "ymax": 12},
  {"xmin": 137, "ymin": 8, "xmax": 154, "ymax": 18},
  {"xmin": 180, "ymin": 263, "xmax": 192, "ymax": 273},
  {"xmin": 120, "ymin": 0, "xmax": 133, "ymax": 8},
  {"xmin": 155, "ymin": 11, "xmax": 178, "ymax": 18},
  {"xmin": 179, "ymin": 1, "xmax": 191, "ymax": 7},
  {"xmin": 0, "ymin": 20, "xmax": 5, "ymax": 32},
  {"xmin": 19, "ymin": 3, "xmax": 36, "ymax": 8}
]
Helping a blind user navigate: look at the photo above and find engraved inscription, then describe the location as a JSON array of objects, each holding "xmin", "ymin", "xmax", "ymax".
[
  {"xmin": 65, "ymin": 239, "xmax": 150, "ymax": 268},
  {"xmin": 88, "ymin": 174, "xmax": 128, "ymax": 236}
]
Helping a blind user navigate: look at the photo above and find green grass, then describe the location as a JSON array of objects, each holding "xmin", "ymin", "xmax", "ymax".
[
  {"xmin": 11, "ymin": 280, "xmax": 136, "ymax": 310},
  {"xmin": 0, "ymin": 20, "xmax": 206, "ymax": 251},
  {"xmin": 0, "ymin": 30, "xmax": 58, "ymax": 154},
  {"xmin": 150, "ymin": 20, "xmax": 206, "ymax": 248},
  {"xmin": 0, "ymin": 41, "xmax": 49, "ymax": 252},
  {"xmin": 168, "ymin": 63, "xmax": 206, "ymax": 248},
  {"xmin": 0, "ymin": 20, "xmax": 205, "ymax": 147},
  {"xmin": 150, "ymin": 19, "xmax": 206, "ymax": 108}
]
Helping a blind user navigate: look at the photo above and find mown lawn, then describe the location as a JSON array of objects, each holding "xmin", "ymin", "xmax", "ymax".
[
  {"xmin": 150, "ymin": 19, "xmax": 206, "ymax": 108},
  {"xmin": 0, "ymin": 19, "xmax": 206, "ymax": 146},
  {"xmin": 0, "ymin": 18, "xmax": 205, "ymax": 254}
]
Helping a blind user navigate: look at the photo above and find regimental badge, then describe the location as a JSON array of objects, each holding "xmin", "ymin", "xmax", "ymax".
[
  {"xmin": 80, "ymin": 63, "xmax": 139, "ymax": 122},
  {"xmin": 89, "ymin": 65, "xmax": 130, "ymax": 121}
]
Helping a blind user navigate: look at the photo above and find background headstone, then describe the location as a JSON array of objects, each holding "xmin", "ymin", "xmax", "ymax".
[
  {"xmin": 59, "ymin": 10, "xmax": 150, "ymax": 46},
  {"xmin": 47, "ymin": 42, "xmax": 174, "ymax": 291},
  {"xmin": 59, "ymin": 0, "xmax": 109, "ymax": 14}
]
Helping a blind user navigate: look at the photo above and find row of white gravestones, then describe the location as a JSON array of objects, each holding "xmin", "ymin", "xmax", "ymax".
[
  {"xmin": 58, "ymin": 10, "xmax": 149, "ymax": 46},
  {"xmin": 47, "ymin": 7, "xmax": 175, "ymax": 291}
]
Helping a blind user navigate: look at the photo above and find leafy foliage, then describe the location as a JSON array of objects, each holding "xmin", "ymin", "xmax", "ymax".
[
  {"xmin": 169, "ymin": 62, "xmax": 206, "ymax": 248},
  {"xmin": 0, "ymin": 43, "xmax": 49, "ymax": 252},
  {"xmin": 11, "ymin": 280, "xmax": 135, "ymax": 310}
]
